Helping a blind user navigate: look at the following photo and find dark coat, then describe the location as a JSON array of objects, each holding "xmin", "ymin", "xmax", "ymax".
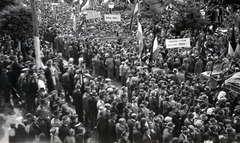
[
  {"xmin": 133, "ymin": 128, "xmax": 142, "ymax": 143},
  {"xmin": 178, "ymin": 133, "xmax": 188, "ymax": 143},
  {"xmin": 15, "ymin": 124, "xmax": 28, "ymax": 143},
  {"xmin": 127, "ymin": 119, "xmax": 135, "ymax": 143},
  {"xmin": 88, "ymin": 96, "xmax": 98, "ymax": 115},
  {"xmin": 162, "ymin": 128, "xmax": 173, "ymax": 143},
  {"xmin": 72, "ymin": 89, "xmax": 83, "ymax": 122},
  {"xmin": 44, "ymin": 67, "xmax": 54, "ymax": 92},
  {"xmin": 194, "ymin": 59, "xmax": 203, "ymax": 74},
  {"xmin": 59, "ymin": 124, "xmax": 70, "ymax": 142},
  {"xmin": 108, "ymin": 119, "xmax": 117, "ymax": 143},
  {"xmin": 142, "ymin": 133, "xmax": 152, "ymax": 143},
  {"xmin": 29, "ymin": 122, "xmax": 50, "ymax": 141},
  {"xmin": 97, "ymin": 116, "xmax": 108, "ymax": 143}
]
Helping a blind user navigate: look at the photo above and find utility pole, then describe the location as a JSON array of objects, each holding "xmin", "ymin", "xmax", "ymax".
[{"xmin": 30, "ymin": 0, "xmax": 41, "ymax": 71}]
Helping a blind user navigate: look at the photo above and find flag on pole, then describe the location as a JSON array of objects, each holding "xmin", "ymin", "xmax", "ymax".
[
  {"xmin": 73, "ymin": 14, "xmax": 76, "ymax": 31},
  {"xmin": 129, "ymin": 2, "xmax": 139, "ymax": 31},
  {"xmin": 80, "ymin": 0, "xmax": 90, "ymax": 11},
  {"xmin": 228, "ymin": 41, "xmax": 234, "ymax": 57},
  {"xmin": 231, "ymin": 25, "xmax": 237, "ymax": 51},
  {"xmin": 52, "ymin": 6, "xmax": 57, "ymax": 22},
  {"xmin": 152, "ymin": 36, "xmax": 159, "ymax": 60},
  {"xmin": 136, "ymin": 16, "xmax": 143, "ymax": 57},
  {"xmin": 234, "ymin": 43, "xmax": 240, "ymax": 59}
]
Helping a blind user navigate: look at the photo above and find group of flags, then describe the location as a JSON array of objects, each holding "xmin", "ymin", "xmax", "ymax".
[
  {"xmin": 228, "ymin": 25, "xmax": 240, "ymax": 59},
  {"xmin": 72, "ymin": 0, "xmax": 90, "ymax": 34},
  {"xmin": 131, "ymin": 1, "xmax": 159, "ymax": 61}
]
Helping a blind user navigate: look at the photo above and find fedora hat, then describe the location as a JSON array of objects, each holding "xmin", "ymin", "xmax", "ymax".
[
  {"xmin": 166, "ymin": 122, "xmax": 175, "ymax": 128},
  {"xmin": 181, "ymin": 126, "xmax": 189, "ymax": 133},
  {"xmin": 209, "ymin": 118, "xmax": 218, "ymax": 125}
]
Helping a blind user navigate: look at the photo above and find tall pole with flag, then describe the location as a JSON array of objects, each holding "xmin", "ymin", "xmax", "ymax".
[
  {"xmin": 129, "ymin": 1, "xmax": 139, "ymax": 31},
  {"xmin": 228, "ymin": 24, "xmax": 237, "ymax": 57},
  {"xmin": 136, "ymin": 14, "xmax": 143, "ymax": 65}
]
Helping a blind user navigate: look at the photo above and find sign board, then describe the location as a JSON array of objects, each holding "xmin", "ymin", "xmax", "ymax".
[
  {"xmin": 108, "ymin": 2, "xmax": 114, "ymax": 8},
  {"xmin": 165, "ymin": 38, "xmax": 191, "ymax": 49},
  {"xmin": 104, "ymin": 14, "xmax": 121, "ymax": 22},
  {"xmin": 84, "ymin": 10, "xmax": 101, "ymax": 20}
]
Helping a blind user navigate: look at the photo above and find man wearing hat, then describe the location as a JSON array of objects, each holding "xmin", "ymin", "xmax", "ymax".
[
  {"xmin": 44, "ymin": 59, "xmax": 55, "ymax": 92},
  {"xmin": 114, "ymin": 54, "xmax": 121, "ymax": 81},
  {"xmin": 178, "ymin": 126, "xmax": 190, "ymax": 143},
  {"xmin": 163, "ymin": 122, "xmax": 174, "ymax": 143},
  {"xmin": 59, "ymin": 115, "xmax": 71, "ymax": 142},
  {"xmin": 107, "ymin": 112, "xmax": 117, "ymax": 143},
  {"xmin": 105, "ymin": 53, "xmax": 114, "ymax": 79},
  {"xmin": 72, "ymin": 84, "xmax": 84, "ymax": 122},
  {"xmin": 88, "ymin": 90, "xmax": 98, "ymax": 130},
  {"xmin": 29, "ymin": 117, "xmax": 50, "ymax": 142},
  {"xmin": 62, "ymin": 68, "xmax": 70, "ymax": 100},
  {"xmin": 0, "ymin": 68, "xmax": 11, "ymax": 104},
  {"xmin": 83, "ymin": 86, "xmax": 90, "ymax": 126}
]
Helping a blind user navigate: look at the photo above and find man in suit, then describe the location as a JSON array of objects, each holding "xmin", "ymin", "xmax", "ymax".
[
  {"xmin": 62, "ymin": 68, "xmax": 70, "ymax": 100},
  {"xmin": 107, "ymin": 112, "xmax": 117, "ymax": 143},
  {"xmin": 105, "ymin": 53, "xmax": 114, "ymax": 79},
  {"xmin": 72, "ymin": 84, "xmax": 83, "ymax": 122},
  {"xmin": 194, "ymin": 56, "xmax": 203, "ymax": 77},
  {"xmin": 44, "ymin": 60, "xmax": 54, "ymax": 92},
  {"xmin": 133, "ymin": 122, "xmax": 142, "ymax": 143},
  {"xmin": 83, "ymin": 87, "xmax": 90, "ymax": 126},
  {"xmin": 178, "ymin": 126, "xmax": 190, "ymax": 143},
  {"xmin": 162, "ymin": 122, "xmax": 174, "ymax": 143},
  {"xmin": 142, "ymin": 127, "xmax": 152, "ymax": 143},
  {"xmin": 88, "ymin": 90, "xmax": 98, "ymax": 130}
]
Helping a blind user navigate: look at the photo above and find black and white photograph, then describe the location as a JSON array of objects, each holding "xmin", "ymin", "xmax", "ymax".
[{"xmin": 0, "ymin": 0, "xmax": 240, "ymax": 143}]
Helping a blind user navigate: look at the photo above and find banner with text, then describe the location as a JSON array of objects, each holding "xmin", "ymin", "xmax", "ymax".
[
  {"xmin": 165, "ymin": 38, "xmax": 191, "ymax": 49},
  {"xmin": 84, "ymin": 10, "xmax": 102, "ymax": 20},
  {"xmin": 104, "ymin": 14, "xmax": 121, "ymax": 22}
]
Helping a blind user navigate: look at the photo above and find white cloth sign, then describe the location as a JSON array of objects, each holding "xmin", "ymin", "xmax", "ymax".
[{"xmin": 165, "ymin": 38, "xmax": 191, "ymax": 49}]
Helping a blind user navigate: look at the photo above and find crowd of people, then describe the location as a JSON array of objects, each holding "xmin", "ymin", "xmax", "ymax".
[{"xmin": 1, "ymin": 0, "xmax": 240, "ymax": 143}]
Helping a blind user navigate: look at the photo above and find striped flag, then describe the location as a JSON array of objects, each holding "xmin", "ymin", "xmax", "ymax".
[
  {"xmin": 231, "ymin": 25, "xmax": 237, "ymax": 51},
  {"xmin": 228, "ymin": 41, "xmax": 234, "ymax": 57},
  {"xmin": 136, "ymin": 16, "xmax": 143, "ymax": 57},
  {"xmin": 73, "ymin": 14, "xmax": 76, "ymax": 31},
  {"xmin": 80, "ymin": 0, "xmax": 90, "ymax": 11},
  {"xmin": 129, "ymin": 2, "xmax": 139, "ymax": 31},
  {"xmin": 234, "ymin": 43, "xmax": 240, "ymax": 59},
  {"xmin": 52, "ymin": 6, "xmax": 57, "ymax": 22},
  {"xmin": 152, "ymin": 36, "xmax": 159, "ymax": 60}
]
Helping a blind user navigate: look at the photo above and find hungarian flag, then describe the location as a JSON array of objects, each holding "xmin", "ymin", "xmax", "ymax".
[
  {"xmin": 129, "ymin": 2, "xmax": 139, "ymax": 31},
  {"xmin": 234, "ymin": 43, "xmax": 240, "ymax": 59},
  {"xmin": 73, "ymin": 14, "xmax": 76, "ymax": 31},
  {"xmin": 231, "ymin": 25, "xmax": 237, "ymax": 51},
  {"xmin": 80, "ymin": 0, "xmax": 90, "ymax": 11},
  {"xmin": 228, "ymin": 41, "xmax": 234, "ymax": 57},
  {"xmin": 136, "ymin": 16, "xmax": 143, "ymax": 57},
  {"xmin": 152, "ymin": 36, "xmax": 159, "ymax": 60},
  {"xmin": 52, "ymin": 6, "xmax": 57, "ymax": 22}
]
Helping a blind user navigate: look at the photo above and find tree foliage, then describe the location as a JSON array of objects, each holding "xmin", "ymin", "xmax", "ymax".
[
  {"xmin": 0, "ymin": 5, "xmax": 33, "ymax": 41},
  {"xmin": 0, "ymin": 0, "xmax": 19, "ymax": 11},
  {"xmin": 171, "ymin": 0, "xmax": 210, "ymax": 32},
  {"xmin": 64, "ymin": 0, "xmax": 74, "ymax": 5},
  {"xmin": 144, "ymin": 0, "xmax": 210, "ymax": 34}
]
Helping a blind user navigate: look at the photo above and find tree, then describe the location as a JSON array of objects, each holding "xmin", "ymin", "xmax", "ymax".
[
  {"xmin": 0, "ymin": 5, "xmax": 33, "ymax": 42},
  {"xmin": 171, "ymin": 0, "xmax": 210, "ymax": 34},
  {"xmin": 0, "ymin": 0, "xmax": 19, "ymax": 11}
]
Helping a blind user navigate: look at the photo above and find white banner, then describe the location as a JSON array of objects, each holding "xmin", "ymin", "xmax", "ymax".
[
  {"xmin": 165, "ymin": 38, "xmax": 191, "ymax": 49},
  {"xmin": 104, "ymin": 14, "xmax": 121, "ymax": 22},
  {"xmin": 84, "ymin": 10, "xmax": 101, "ymax": 20}
]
